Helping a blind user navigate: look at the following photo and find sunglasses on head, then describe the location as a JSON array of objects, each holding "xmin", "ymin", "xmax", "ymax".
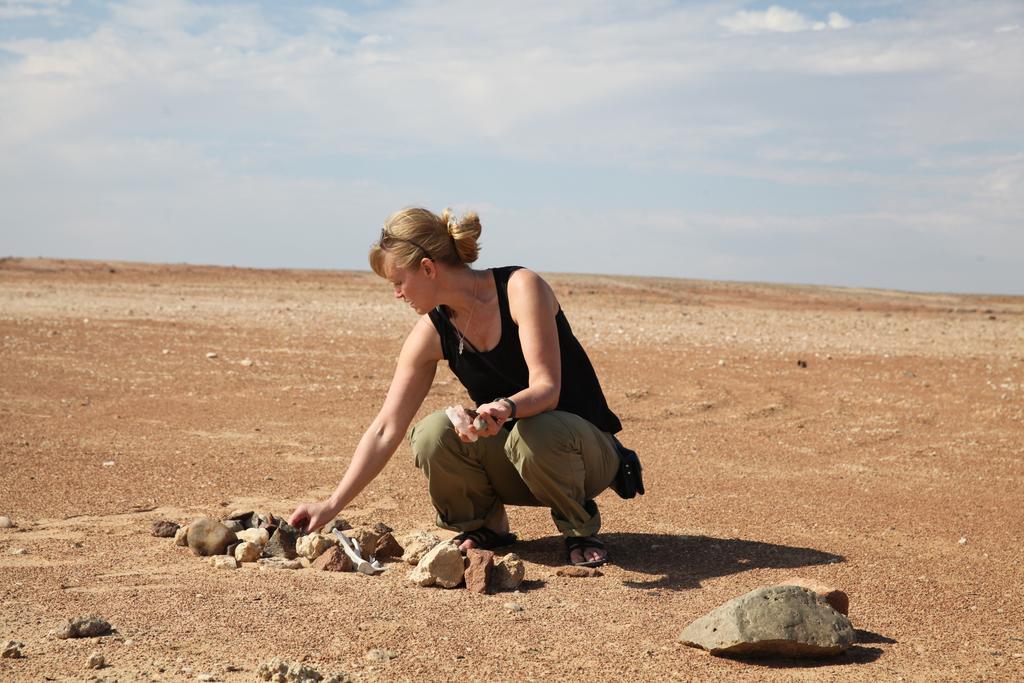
[{"xmin": 378, "ymin": 229, "xmax": 434, "ymax": 261}]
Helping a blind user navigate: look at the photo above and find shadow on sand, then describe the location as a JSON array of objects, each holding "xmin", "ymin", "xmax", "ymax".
[
  {"xmin": 714, "ymin": 643, "xmax": 886, "ymax": 667},
  {"xmin": 512, "ymin": 532, "xmax": 844, "ymax": 591},
  {"xmin": 715, "ymin": 629, "xmax": 897, "ymax": 668}
]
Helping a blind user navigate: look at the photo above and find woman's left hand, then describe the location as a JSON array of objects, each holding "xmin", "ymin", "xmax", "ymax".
[{"xmin": 474, "ymin": 401, "xmax": 512, "ymax": 438}]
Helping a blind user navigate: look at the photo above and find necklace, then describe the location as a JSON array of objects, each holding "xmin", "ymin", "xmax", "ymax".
[{"xmin": 455, "ymin": 273, "xmax": 479, "ymax": 356}]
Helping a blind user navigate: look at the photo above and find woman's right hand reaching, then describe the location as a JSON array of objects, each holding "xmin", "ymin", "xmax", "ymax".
[{"xmin": 288, "ymin": 499, "xmax": 338, "ymax": 534}]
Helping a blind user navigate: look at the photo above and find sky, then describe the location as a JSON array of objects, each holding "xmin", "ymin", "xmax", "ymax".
[{"xmin": 1, "ymin": 1, "xmax": 1022, "ymax": 295}]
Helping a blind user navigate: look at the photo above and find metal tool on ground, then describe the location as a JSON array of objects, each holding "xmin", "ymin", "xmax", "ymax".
[{"xmin": 332, "ymin": 529, "xmax": 384, "ymax": 575}]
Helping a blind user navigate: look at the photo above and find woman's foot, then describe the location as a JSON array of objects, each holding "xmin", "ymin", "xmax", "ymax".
[
  {"xmin": 565, "ymin": 536, "xmax": 608, "ymax": 567},
  {"xmin": 456, "ymin": 504, "xmax": 513, "ymax": 553}
]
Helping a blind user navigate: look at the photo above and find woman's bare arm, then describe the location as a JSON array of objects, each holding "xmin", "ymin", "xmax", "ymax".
[{"xmin": 289, "ymin": 316, "xmax": 441, "ymax": 532}]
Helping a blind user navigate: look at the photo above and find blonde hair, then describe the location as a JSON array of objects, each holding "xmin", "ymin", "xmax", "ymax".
[{"xmin": 369, "ymin": 207, "xmax": 482, "ymax": 278}]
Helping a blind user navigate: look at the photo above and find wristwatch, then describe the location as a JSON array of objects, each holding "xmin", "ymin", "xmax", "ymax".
[{"xmin": 494, "ymin": 397, "xmax": 517, "ymax": 420}]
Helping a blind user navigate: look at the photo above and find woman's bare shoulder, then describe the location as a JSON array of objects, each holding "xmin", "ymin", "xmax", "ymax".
[{"xmin": 506, "ymin": 267, "xmax": 558, "ymax": 317}]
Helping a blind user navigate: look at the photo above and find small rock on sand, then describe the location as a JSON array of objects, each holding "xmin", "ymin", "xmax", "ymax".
[
  {"xmin": 464, "ymin": 548, "xmax": 494, "ymax": 594},
  {"xmin": 0, "ymin": 516, "xmax": 16, "ymax": 529},
  {"xmin": 151, "ymin": 520, "xmax": 180, "ymax": 538},
  {"xmin": 401, "ymin": 531, "xmax": 440, "ymax": 565},
  {"xmin": 312, "ymin": 546, "xmax": 353, "ymax": 572},
  {"xmin": 236, "ymin": 527, "xmax": 269, "ymax": 547},
  {"xmin": 364, "ymin": 648, "xmax": 397, "ymax": 663},
  {"xmin": 10, "ymin": 548, "xmax": 27, "ymax": 555},
  {"xmin": 323, "ymin": 518, "xmax": 352, "ymax": 533},
  {"xmin": 556, "ymin": 566, "xmax": 602, "ymax": 578},
  {"xmin": 206, "ymin": 352, "xmax": 218, "ymax": 359},
  {"xmin": 263, "ymin": 525, "xmax": 299, "ymax": 560},
  {"xmin": 503, "ymin": 602, "xmax": 524, "ymax": 613},
  {"xmin": 187, "ymin": 518, "xmax": 237, "ymax": 557},
  {"xmin": 408, "ymin": 542, "xmax": 464, "ymax": 588},
  {"xmin": 57, "ymin": 615, "xmax": 112, "ymax": 639},
  {"xmin": 258, "ymin": 557, "xmax": 302, "ymax": 571},
  {"xmin": 226, "ymin": 508, "xmax": 255, "ymax": 523},
  {"xmin": 210, "ymin": 556, "xmax": 239, "ymax": 570},
  {"xmin": 2, "ymin": 640, "xmax": 25, "ymax": 658},
  {"xmin": 492, "ymin": 553, "xmax": 526, "ymax": 591},
  {"xmin": 87, "ymin": 652, "xmax": 105, "ymax": 669},
  {"xmin": 345, "ymin": 527, "xmax": 381, "ymax": 558},
  {"xmin": 234, "ymin": 541, "xmax": 261, "ymax": 563},
  {"xmin": 296, "ymin": 533, "xmax": 334, "ymax": 561},
  {"xmin": 374, "ymin": 532, "xmax": 404, "ymax": 560}
]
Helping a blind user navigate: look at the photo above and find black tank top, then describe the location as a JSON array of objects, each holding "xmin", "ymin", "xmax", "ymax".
[{"xmin": 427, "ymin": 266, "xmax": 622, "ymax": 434}]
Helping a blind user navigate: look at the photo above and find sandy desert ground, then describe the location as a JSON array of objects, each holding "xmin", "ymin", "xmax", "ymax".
[{"xmin": 1, "ymin": 257, "xmax": 1022, "ymax": 682}]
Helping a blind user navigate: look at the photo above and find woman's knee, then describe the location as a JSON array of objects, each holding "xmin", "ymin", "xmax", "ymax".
[
  {"xmin": 409, "ymin": 411, "xmax": 459, "ymax": 468},
  {"xmin": 506, "ymin": 412, "xmax": 575, "ymax": 464}
]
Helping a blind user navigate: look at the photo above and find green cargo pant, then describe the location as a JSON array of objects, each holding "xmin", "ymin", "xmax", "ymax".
[{"xmin": 409, "ymin": 410, "xmax": 620, "ymax": 537}]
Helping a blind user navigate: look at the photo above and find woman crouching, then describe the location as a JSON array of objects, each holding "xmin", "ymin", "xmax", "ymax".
[{"xmin": 289, "ymin": 207, "xmax": 624, "ymax": 566}]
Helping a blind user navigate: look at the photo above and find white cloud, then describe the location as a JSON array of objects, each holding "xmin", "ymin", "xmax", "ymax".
[
  {"xmin": 0, "ymin": 1, "xmax": 1021, "ymax": 293},
  {"xmin": 719, "ymin": 5, "xmax": 853, "ymax": 35},
  {"xmin": 0, "ymin": 0, "xmax": 68, "ymax": 20},
  {"xmin": 827, "ymin": 11, "xmax": 853, "ymax": 30}
]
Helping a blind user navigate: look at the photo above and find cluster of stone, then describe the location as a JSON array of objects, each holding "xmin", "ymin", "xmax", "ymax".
[
  {"xmin": 160, "ymin": 512, "xmax": 405, "ymax": 574},
  {"xmin": 678, "ymin": 580, "xmax": 855, "ymax": 658},
  {"xmin": 256, "ymin": 657, "xmax": 351, "ymax": 683},
  {"xmin": 403, "ymin": 535, "xmax": 525, "ymax": 593}
]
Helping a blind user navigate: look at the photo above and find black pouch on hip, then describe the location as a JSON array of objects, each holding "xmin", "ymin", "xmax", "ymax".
[{"xmin": 610, "ymin": 435, "xmax": 645, "ymax": 499}]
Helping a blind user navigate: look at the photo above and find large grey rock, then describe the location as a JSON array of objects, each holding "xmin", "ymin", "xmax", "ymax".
[
  {"xmin": 408, "ymin": 541, "xmax": 464, "ymax": 588},
  {"xmin": 678, "ymin": 586, "xmax": 856, "ymax": 657},
  {"xmin": 186, "ymin": 518, "xmax": 237, "ymax": 557},
  {"xmin": 57, "ymin": 615, "xmax": 112, "ymax": 639}
]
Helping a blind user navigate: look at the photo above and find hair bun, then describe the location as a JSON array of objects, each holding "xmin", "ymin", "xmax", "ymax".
[{"xmin": 442, "ymin": 207, "xmax": 457, "ymax": 235}]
